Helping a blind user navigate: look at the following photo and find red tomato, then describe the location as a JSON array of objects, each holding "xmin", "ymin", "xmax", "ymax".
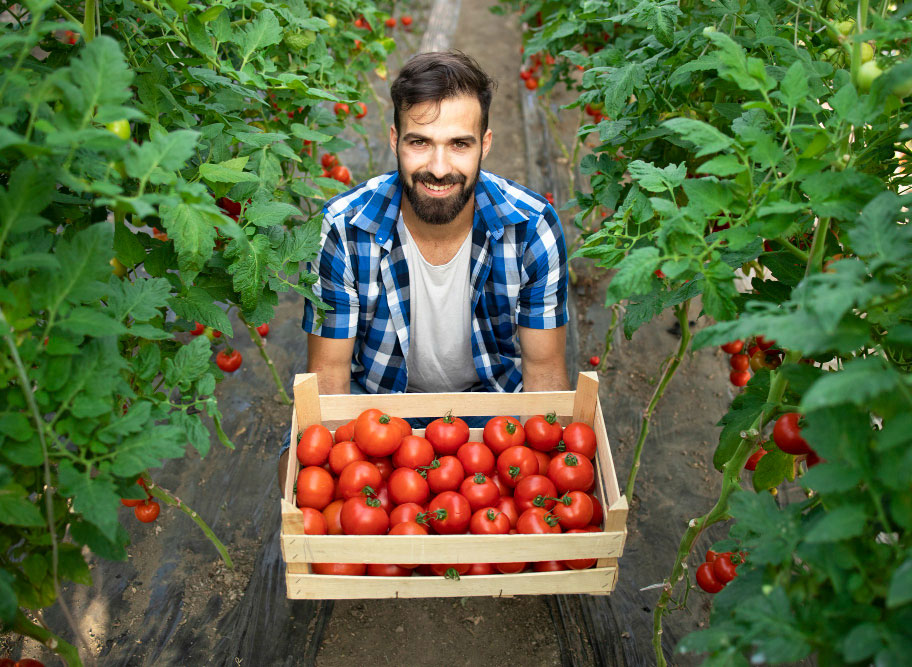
[
  {"xmin": 589, "ymin": 355, "xmax": 600, "ymax": 366},
  {"xmin": 773, "ymin": 413, "xmax": 810, "ymax": 455},
  {"xmin": 400, "ymin": 15, "xmax": 413, "ymax": 26},
  {"xmin": 696, "ymin": 562, "xmax": 724, "ymax": 593},
  {"xmin": 367, "ymin": 563, "xmax": 411, "ymax": 576},
  {"xmin": 561, "ymin": 422, "xmax": 597, "ymax": 459},
  {"xmin": 321, "ymin": 153, "xmax": 338, "ymax": 169},
  {"xmin": 744, "ymin": 447, "xmax": 768, "ymax": 471},
  {"xmin": 312, "ymin": 563, "xmax": 366, "ymax": 576},
  {"xmin": 216, "ymin": 349, "xmax": 242, "ymax": 373},
  {"xmin": 534, "ymin": 560, "xmax": 568, "ymax": 572},
  {"xmin": 465, "ymin": 563, "xmax": 495, "ymax": 575},
  {"xmin": 384, "ymin": 17, "xmax": 397, "ymax": 28},
  {"xmin": 588, "ymin": 493, "xmax": 603, "ymax": 526},
  {"xmin": 354, "ymin": 102, "xmax": 368, "ymax": 119},
  {"xmin": 427, "ymin": 491, "xmax": 471, "ymax": 534},
  {"xmin": 338, "ymin": 460, "xmax": 382, "ymax": 499},
  {"xmin": 322, "ymin": 499, "xmax": 345, "ymax": 534},
  {"xmin": 519, "ymin": 69, "xmax": 532, "ymax": 80},
  {"xmin": 334, "ymin": 419, "xmax": 355, "ymax": 443},
  {"xmin": 806, "ymin": 451, "xmax": 822, "ymax": 467},
  {"xmin": 469, "ymin": 507, "xmax": 511, "ymax": 534},
  {"xmin": 720, "ymin": 340, "xmax": 744, "ymax": 354},
  {"xmin": 756, "ymin": 335, "xmax": 775, "ymax": 350},
  {"xmin": 388, "ymin": 520, "xmax": 429, "ymax": 568},
  {"xmin": 256, "ymin": 322, "xmax": 269, "ymax": 337},
  {"xmin": 393, "ymin": 435, "xmax": 435, "ymax": 469},
  {"xmin": 494, "ymin": 496, "xmax": 519, "ymax": 528},
  {"xmin": 388, "ymin": 467, "xmax": 430, "ymax": 505},
  {"xmin": 333, "ymin": 102, "xmax": 350, "ymax": 116},
  {"xmin": 389, "ymin": 502, "xmax": 426, "ymax": 527},
  {"xmin": 121, "ymin": 497, "xmax": 143, "ymax": 507},
  {"xmin": 496, "ymin": 445, "xmax": 538, "ymax": 487},
  {"xmin": 425, "ymin": 413, "xmax": 470, "ymax": 455},
  {"xmin": 730, "ymin": 370, "xmax": 751, "ymax": 387},
  {"xmin": 299, "ymin": 507, "xmax": 328, "ymax": 534},
  {"xmin": 532, "ymin": 450, "xmax": 550, "ymax": 475},
  {"xmin": 328, "ymin": 441, "xmax": 366, "ymax": 475},
  {"xmin": 456, "ymin": 441, "xmax": 495, "ymax": 476},
  {"xmin": 330, "ymin": 165, "xmax": 351, "ymax": 185},
  {"xmin": 525, "ymin": 77, "xmax": 539, "ymax": 90},
  {"xmin": 340, "ymin": 496, "xmax": 389, "ymax": 535},
  {"xmin": 490, "ymin": 473, "xmax": 510, "ymax": 496},
  {"xmin": 134, "ymin": 499, "xmax": 160, "ymax": 523},
  {"xmin": 517, "ymin": 507, "xmax": 561, "ymax": 534},
  {"xmin": 296, "ymin": 466, "xmax": 334, "ymax": 510},
  {"xmin": 482, "ymin": 416, "xmax": 525, "ymax": 455},
  {"xmin": 190, "ymin": 321, "xmax": 205, "ymax": 336},
  {"xmin": 354, "ymin": 409, "xmax": 402, "ymax": 456},
  {"xmin": 374, "ymin": 482, "xmax": 392, "ymax": 514},
  {"xmin": 368, "ymin": 456, "xmax": 393, "ymax": 480},
  {"xmin": 513, "ymin": 474, "xmax": 558, "ymax": 512},
  {"xmin": 459, "ymin": 473, "xmax": 501, "ymax": 512},
  {"xmin": 16, "ymin": 661, "xmax": 46, "ymax": 667},
  {"xmin": 390, "ymin": 416, "xmax": 412, "ymax": 438},
  {"xmin": 430, "ymin": 563, "xmax": 470, "ymax": 577},
  {"xmin": 713, "ymin": 553, "xmax": 739, "ymax": 584},
  {"xmin": 561, "ymin": 528, "xmax": 598, "ymax": 569},
  {"xmin": 524, "ymin": 413, "xmax": 563, "ymax": 452},
  {"xmin": 547, "ymin": 452, "xmax": 595, "ymax": 493},
  {"xmin": 495, "ymin": 561, "xmax": 527, "ymax": 574},
  {"xmin": 424, "ymin": 456, "xmax": 464, "ymax": 494},
  {"xmin": 296, "ymin": 424, "xmax": 333, "ymax": 466},
  {"xmin": 730, "ymin": 354, "xmax": 750, "ymax": 371},
  {"xmin": 550, "ymin": 491, "xmax": 593, "ymax": 530}
]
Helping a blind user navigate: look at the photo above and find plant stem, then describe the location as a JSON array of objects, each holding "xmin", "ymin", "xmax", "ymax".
[
  {"xmin": 13, "ymin": 610, "xmax": 83, "ymax": 667},
  {"xmin": 239, "ymin": 314, "xmax": 292, "ymax": 405},
  {"xmin": 805, "ymin": 216, "xmax": 831, "ymax": 276},
  {"xmin": 140, "ymin": 474, "xmax": 234, "ymax": 569},
  {"xmin": 625, "ymin": 300, "xmax": 693, "ymax": 501},
  {"xmin": 652, "ymin": 350, "xmax": 799, "ymax": 666},
  {"xmin": 83, "ymin": 0, "xmax": 96, "ymax": 43}
]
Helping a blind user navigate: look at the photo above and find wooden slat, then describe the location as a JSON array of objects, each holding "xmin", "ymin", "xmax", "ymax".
[
  {"xmin": 593, "ymin": 396, "xmax": 622, "ymax": 505},
  {"xmin": 316, "ymin": 388, "xmax": 578, "ymax": 420},
  {"xmin": 282, "ymin": 531, "xmax": 625, "ymax": 564},
  {"xmin": 293, "ymin": 374, "xmax": 322, "ymax": 429},
  {"xmin": 282, "ymin": 411, "xmax": 299, "ymax": 505},
  {"xmin": 286, "ymin": 566, "xmax": 617, "ymax": 599},
  {"xmin": 572, "ymin": 371, "xmax": 599, "ymax": 424}
]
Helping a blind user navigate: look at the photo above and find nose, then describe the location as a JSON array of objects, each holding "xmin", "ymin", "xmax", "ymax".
[{"xmin": 426, "ymin": 145, "xmax": 450, "ymax": 181}]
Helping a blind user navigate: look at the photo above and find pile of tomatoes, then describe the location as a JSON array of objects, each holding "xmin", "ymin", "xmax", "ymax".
[
  {"xmin": 696, "ymin": 550, "xmax": 744, "ymax": 594},
  {"xmin": 293, "ymin": 409, "xmax": 606, "ymax": 577},
  {"xmin": 720, "ymin": 335, "xmax": 781, "ymax": 387}
]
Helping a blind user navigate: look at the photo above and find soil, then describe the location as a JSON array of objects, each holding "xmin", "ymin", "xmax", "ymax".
[{"xmin": 4, "ymin": 3, "xmax": 744, "ymax": 666}]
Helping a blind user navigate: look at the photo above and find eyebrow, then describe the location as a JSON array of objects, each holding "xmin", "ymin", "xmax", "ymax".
[{"xmin": 401, "ymin": 133, "xmax": 477, "ymax": 145}]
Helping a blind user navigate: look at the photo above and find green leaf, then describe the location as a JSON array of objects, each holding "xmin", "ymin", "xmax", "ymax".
[
  {"xmin": 198, "ymin": 5, "xmax": 225, "ymax": 22},
  {"xmin": 752, "ymin": 447, "xmax": 792, "ymax": 491},
  {"xmin": 57, "ymin": 307, "xmax": 129, "ymax": 337},
  {"xmin": 627, "ymin": 160, "xmax": 686, "ymax": 192},
  {"xmin": 662, "ymin": 118, "xmax": 733, "ymax": 157},
  {"xmin": 842, "ymin": 623, "xmax": 884, "ymax": 662},
  {"xmin": 240, "ymin": 9, "xmax": 282, "ymax": 62},
  {"xmin": 649, "ymin": 2, "xmax": 677, "ymax": 48},
  {"xmin": 160, "ymin": 203, "xmax": 218, "ymax": 281},
  {"xmin": 69, "ymin": 519, "xmax": 129, "ymax": 561},
  {"xmin": 701, "ymin": 260, "xmax": 738, "ymax": 321},
  {"xmin": 801, "ymin": 357, "xmax": 900, "ymax": 412},
  {"xmin": 289, "ymin": 124, "xmax": 333, "ymax": 142},
  {"xmin": 97, "ymin": 401, "xmax": 152, "ymax": 443},
  {"xmin": 696, "ymin": 155, "xmax": 745, "ymax": 176},
  {"xmin": 0, "ymin": 163, "xmax": 55, "ymax": 237},
  {"xmin": 114, "ymin": 217, "xmax": 146, "ymax": 268},
  {"xmin": 887, "ymin": 559, "xmax": 912, "ymax": 609},
  {"xmin": 605, "ymin": 247, "xmax": 660, "ymax": 305},
  {"xmin": 245, "ymin": 201, "xmax": 301, "ymax": 227},
  {"xmin": 110, "ymin": 425, "xmax": 187, "ymax": 478},
  {"xmin": 847, "ymin": 191, "xmax": 912, "ymax": 268},
  {"xmin": 0, "ymin": 488, "xmax": 45, "ymax": 526},
  {"xmin": 22, "ymin": 553, "xmax": 47, "ymax": 586},
  {"xmin": 0, "ymin": 412, "xmax": 31, "ymax": 441},
  {"xmin": 58, "ymin": 36, "xmax": 134, "ymax": 118},
  {"xmin": 174, "ymin": 410, "xmax": 210, "ymax": 458},
  {"xmin": 804, "ymin": 504, "xmax": 867, "ymax": 542},
  {"xmin": 163, "ymin": 334, "xmax": 212, "ymax": 390},
  {"xmin": 199, "ymin": 161, "xmax": 260, "ymax": 184},
  {"xmin": 601, "ymin": 64, "xmax": 643, "ymax": 118},
  {"xmin": 186, "ymin": 16, "xmax": 215, "ymax": 61},
  {"xmin": 58, "ymin": 544, "xmax": 92, "ymax": 586},
  {"xmin": 225, "ymin": 234, "xmax": 275, "ymax": 311},
  {"xmin": 800, "ymin": 461, "xmax": 862, "ymax": 494},
  {"xmin": 778, "ymin": 61, "xmax": 809, "ymax": 107},
  {"xmin": 167, "ymin": 288, "xmax": 233, "ymax": 336},
  {"xmin": 107, "ymin": 276, "xmax": 172, "ymax": 323},
  {"xmin": 124, "ymin": 129, "xmax": 200, "ymax": 182}
]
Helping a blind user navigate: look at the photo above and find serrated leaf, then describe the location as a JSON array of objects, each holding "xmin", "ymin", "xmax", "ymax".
[
  {"xmin": 174, "ymin": 410, "xmax": 211, "ymax": 458},
  {"xmin": 97, "ymin": 401, "xmax": 152, "ymax": 443},
  {"xmin": 57, "ymin": 308, "xmax": 129, "ymax": 337},
  {"xmin": 163, "ymin": 335, "xmax": 213, "ymax": 389},
  {"xmin": 804, "ymin": 504, "xmax": 867, "ymax": 542},
  {"xmin": 58, "ymin": 461, "xmax": 120, "ymax": 541},
  {"xmin": 124, "ymin": 129, "xmax": 200, "ymax": 182},
  {"xmin": 167, "ymin": 288, "xmax": 233, "ymax": 335},
  {"xmin": 107, "ymin": 276, "xmax": 172, "ymax": 322},
  {"xmin": 245, "ymin": 201, "xmax": 301, "ymax": 227},
  {"xmin": 799, "ymin": 461, "xmax": 862, "ymax": 493},
  {"xmin": 696, "ymin": 155, "xmax": 745, "ymax": 176},
  {"xmin": 779, "ymin": 61, "xmax": 809, "ymax": 107},
  {"xmin": 0, "ymin": 412, "xmax": 31, "ymax": 441},
  {"xmin": 109, "ymin": 425, "xmax": 187, "ymax": 477},
  {"xmin": 663, "ymin": 118, "xmax": 733, "ymax": 157},
  {"xmin": 602, "ymin": 64, "xmax": 643, "ymax": 118},
  {"xmin": 0, "ymin": 570, "xmax": 16, "ymax": 624},
  {"xmin": 842, "ymin": 623, "xmax": 884, "ymax": 662},
  {"xmin": 752, "ymin": 447, "xmax": 792, "ymax": 491},
  {"xmin": 605, "ymin": 247, "xmax": 660, "ymax": 305},
  {"xmin": 225, "ymin": 234, "xmax": 274, "ymax": 310},
  {"xmin": 801, "ymin": 357, "xmax": 900, "ymax": 412},
  {"xmin": 69, "ymin": 519, "xmax": 129, "ymax": 561},
  {"xmin": 58, "ymin": 544, "xmax": 92, "ymax": 586},
  {"xmin": 0, "ymin": 489, "xmax": 45, "ymax": 526},
  {"xmin": 240, "ymin": 10, "xmax": 282, "ymax": 62},
  {"xmin": 887, "ymin": 559, "xmax": 912, "ymax": 609},
  {"xmin": 199, "ymin": 162, "xmax": 259, "ymax": 184}
]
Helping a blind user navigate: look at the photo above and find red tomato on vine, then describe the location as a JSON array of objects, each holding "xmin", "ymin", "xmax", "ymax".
[{"xmin": 216, "ymin": 349, "xmax": 242, "ymax": 373}]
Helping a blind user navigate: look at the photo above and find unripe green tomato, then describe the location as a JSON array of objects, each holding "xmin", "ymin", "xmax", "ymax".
[
  {"xmin": 324, "ymin": 13, "xmax": 338, "ymax": 29},
  {"xmin": 110, "ymin": 257, "xmax": 127, "ymax": 278},
  {"xmin": 105, "ymin": 119, "xmax": 130, "ymax": 140},
  {"xmin": 857, "ymin": 60, "xmax": 883, "ymax": 92},
  {"xmin": 860, "ymin": 42, "xmax": 874, "ymax": 63},
  {"xmin": 835, "ymin": 19, "xmax": 854, "ymax": 36},
  {"xmin": 825, "ymin": 0, "xmax": 845, "ymax": 17},
  {"xmin": 702, "ymin": 25, "xmax": 716, "ymax": 37},
  {"xmin": 891, "ymin": 74, "xmax": 912, "ymax": 99}
]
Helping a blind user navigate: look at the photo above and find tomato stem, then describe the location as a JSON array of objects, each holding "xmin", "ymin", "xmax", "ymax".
[
  {"xmin": 240, "ymin": 314, "xmax": 292, "ymax": 405},
  {"xmin": 13, "ymin": 609, "xmax": 82, "ymax": 667}
]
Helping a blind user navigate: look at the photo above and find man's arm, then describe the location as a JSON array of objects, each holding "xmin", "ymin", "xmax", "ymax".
[
  {"xmin": 306, "ymin": 333, "xmax": 357, "ymax": 394},
  {"xmin": 278, "ymin": 334, "xmax": 356, "ymax": 492},
  {"xmin": 518, "ymin": 325, "xmax": 570, "ymax": 391}
]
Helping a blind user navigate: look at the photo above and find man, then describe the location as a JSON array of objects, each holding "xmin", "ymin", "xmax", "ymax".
[{"xmin": 278, "ymin": 51, "xmax": 568, "ymax": 479}]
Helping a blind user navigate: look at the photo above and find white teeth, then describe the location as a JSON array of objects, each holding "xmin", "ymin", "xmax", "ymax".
[{"xmin": 423, "ymin": 182, "xmax": 453, "ymax": 191}]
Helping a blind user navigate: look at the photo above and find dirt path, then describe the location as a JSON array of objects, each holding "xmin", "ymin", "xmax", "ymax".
[{"xmin": 6, "ymin": 4, "xmax": 742, "ymax": 666}]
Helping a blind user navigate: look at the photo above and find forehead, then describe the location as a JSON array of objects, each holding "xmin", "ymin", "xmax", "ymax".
[{"xmin": 400, "ymin": 95, "xmax": 483, "ymax": 138}]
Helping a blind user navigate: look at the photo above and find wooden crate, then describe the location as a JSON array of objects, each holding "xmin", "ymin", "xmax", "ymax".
[{"xmin": 280, "ymin": 371, "xmax": 628, "ymax": 599}]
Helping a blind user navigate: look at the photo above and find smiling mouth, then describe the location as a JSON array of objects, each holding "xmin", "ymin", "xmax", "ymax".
[{"xmin": 419, "ymin": 181, "xmax": 458, "ymax": 196}]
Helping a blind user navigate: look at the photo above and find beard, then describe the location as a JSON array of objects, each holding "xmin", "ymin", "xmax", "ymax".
[{"xmin": 398, "ymin": 154, "xmax": 481, "ymax": 226}]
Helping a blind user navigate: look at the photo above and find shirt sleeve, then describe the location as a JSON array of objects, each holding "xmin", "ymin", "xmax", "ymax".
[
  {"xmin": 302, "ymin": 212, "xmax": 359, "ymax": 338},
  {"xmin": 517, "ymin": 204, "xmax": 568, "ymax": 329}
]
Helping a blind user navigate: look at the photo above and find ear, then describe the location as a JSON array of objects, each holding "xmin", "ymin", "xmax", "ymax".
[
  {"xmin": 480, "ymin": 128, "xmax": 493, "ymax": 161},
  {"xmin": 389, "ymin": 125, "xmax": 398, "ymax": 155}
]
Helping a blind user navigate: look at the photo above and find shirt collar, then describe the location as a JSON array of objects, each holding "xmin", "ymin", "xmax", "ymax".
[{"xmin": 350, "ymin": 170, "xmax": 529, "ymax": 249}]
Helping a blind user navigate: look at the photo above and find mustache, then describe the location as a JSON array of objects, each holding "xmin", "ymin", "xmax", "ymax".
[{"xmin": 413, "ymin": 173, "xmax": 465, "ymax": 187}]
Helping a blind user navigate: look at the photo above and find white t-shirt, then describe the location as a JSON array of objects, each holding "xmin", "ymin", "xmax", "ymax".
[{"xmin": 401, "ymin": 220, "xmax": 479, "ymax": 393}]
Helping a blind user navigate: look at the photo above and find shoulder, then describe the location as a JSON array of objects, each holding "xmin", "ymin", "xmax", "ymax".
[
  {"xmin": 479, "ymin": 171, "xmax": 563, "ymax": 241},
  {"xmin": 322, "ymin": 171, "xmax": 399, "ymax": 228},
  {"xmin": 480, "ymin": 171, "xmax": 552, "ymax": 219}
]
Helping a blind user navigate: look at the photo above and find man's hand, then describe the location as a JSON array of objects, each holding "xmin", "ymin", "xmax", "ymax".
[{"xmin": 518, "ymin": 325, "xmax": 570, "ymax": 391}]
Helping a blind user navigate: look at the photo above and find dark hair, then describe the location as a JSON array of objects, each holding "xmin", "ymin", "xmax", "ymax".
[{"xmin": 390, "ymin": 50, "xmax": 497, "ymax": 137}]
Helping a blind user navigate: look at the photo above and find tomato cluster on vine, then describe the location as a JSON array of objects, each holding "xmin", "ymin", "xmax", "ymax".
[
  {"xmin": 120, "ymin": 478, "xmax": 160, "ymax": 524},
  {"xmin": 292, "ymin": 409, "xmax": 606, "ymax": 576},
  {"xmin": 696, "ymin": 550, "xmax": 744, "ymax": 594},
  {"xmin": 720, "ymin": 335, "xmax": 781, "ymax": 387}
]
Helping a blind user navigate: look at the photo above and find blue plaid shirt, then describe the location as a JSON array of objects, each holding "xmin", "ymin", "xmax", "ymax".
[{"xmin": 302, "ymin": 169, "xmax": 568, "ymax": 394}]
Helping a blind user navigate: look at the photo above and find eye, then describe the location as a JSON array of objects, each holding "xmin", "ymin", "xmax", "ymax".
[
  {"xmin": 454, "ymin": 141, "xmax": 468, "ymax": 149},
  {"xmin": 411, "ymin": 139, "xmax": 425, "ymax": 146}
]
